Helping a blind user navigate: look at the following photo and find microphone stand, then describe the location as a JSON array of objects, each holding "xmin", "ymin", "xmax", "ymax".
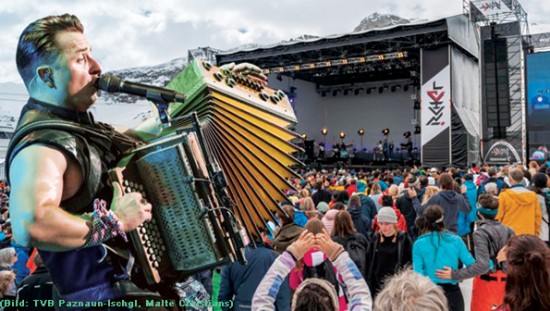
[{"xmin": 146, "ymin": 90, "xmax": 173, "ymax": 128}]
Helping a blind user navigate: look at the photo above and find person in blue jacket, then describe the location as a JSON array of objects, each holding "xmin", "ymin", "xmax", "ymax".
[
  {"xmin": 413, "ymin": 204, "xmax": 475, "ymax": 311},
  {"xmin": 218, "ymin": 235, "xmax": 291, "ymax": 311}
]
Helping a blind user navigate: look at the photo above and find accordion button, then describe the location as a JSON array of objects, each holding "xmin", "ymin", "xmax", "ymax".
[
  {"xmin": 149, "ymin": 254, "xmax": 156, "ymax": 261},
  {"xmin": 140, "ymin": 227, "xmax": 147, "ymax": 234},
  {"xmin": 153, "ymin": 262, "xmax": 159, "ymax": 268}
]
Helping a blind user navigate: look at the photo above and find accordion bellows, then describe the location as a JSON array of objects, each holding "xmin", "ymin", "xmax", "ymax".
[{"xmin": 163, "ymin": 60, "xmax": 302, "ymax": 237}]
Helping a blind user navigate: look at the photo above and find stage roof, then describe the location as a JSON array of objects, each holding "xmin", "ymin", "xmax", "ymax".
[{"xmin": 217, "ymin": 14, "xmax": 479, "ymax": 86}]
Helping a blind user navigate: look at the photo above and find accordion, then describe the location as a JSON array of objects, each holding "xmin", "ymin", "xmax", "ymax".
[
  {"xmin": 141, "ymin": 60, "xmax": 304, "ymax": 238},
  {"xmin": 110, "ymin": 131, "xmax": 245, "ymax": 285}
]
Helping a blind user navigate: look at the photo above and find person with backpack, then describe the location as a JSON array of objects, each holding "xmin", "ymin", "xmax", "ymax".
[
  {"xmin": 531, "ymin": 172, "xmax": 550, "ymax": 247},
  {"xmin": 354, "ymin": 180, "xmax": 377, "ymax": 221},
  {"xmin": 347, "ymin": 195, "xmax": 372, "ymax": 238},
  {"xmin": 366, "ymin": 207, "xmax": 412, "ymax": 297},
  {"xmin": 332, "ymin": 211, "xmax": 369, "ymax": 278},
  {"xmin": 435, "ymin": 194, "xmax": 514, "ymax": 311}
]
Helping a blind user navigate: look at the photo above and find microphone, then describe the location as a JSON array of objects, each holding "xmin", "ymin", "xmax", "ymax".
[{"xmin": 97, "ymin": 74, "xmax": 185, "ymax": 103}]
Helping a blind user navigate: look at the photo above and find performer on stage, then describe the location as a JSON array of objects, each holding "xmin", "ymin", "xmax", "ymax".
[
  {"xmin": 8, "ymin": 14, "xmax": 263, "ymax": 310},
  {"xmin": 401, "ymin": 132, "xmax": 413, "ymax": 160}
]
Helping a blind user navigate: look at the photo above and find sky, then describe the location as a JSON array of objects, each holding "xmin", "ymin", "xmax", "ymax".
[{"xmin": 1, "ymin": 0, "xmax": 550, "ymax": 85}]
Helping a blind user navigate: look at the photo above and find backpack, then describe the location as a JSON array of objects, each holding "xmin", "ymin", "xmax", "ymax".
[
  {"xmin": 344, "ymin": 235, "xmax": 367, "ymax": 277},
  {"xmin": 542, "ymin": 190, "xmax": 550, "ymax": 240},
  {"xmin": 302, "ymin": 259, "xmax": 339, "ymax": 291}
]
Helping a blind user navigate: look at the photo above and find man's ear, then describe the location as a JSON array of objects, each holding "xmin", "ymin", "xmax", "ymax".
[{"xmin": 37, "ymin": 66, "xmax": 56, "ymax": 89}]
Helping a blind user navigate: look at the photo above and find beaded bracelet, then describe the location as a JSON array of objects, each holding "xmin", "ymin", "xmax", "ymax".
[{"xmin": 82, "ymin": 199, "xmax": 127, "ymax": 248}]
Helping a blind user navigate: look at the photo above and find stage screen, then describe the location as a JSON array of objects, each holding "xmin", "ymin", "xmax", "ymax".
[{"xmin": 526, "ymin": 51, "xmax": 550, "ymax": 161}]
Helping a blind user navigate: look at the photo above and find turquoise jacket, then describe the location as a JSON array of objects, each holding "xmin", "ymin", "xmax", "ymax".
[{"xmin": 413, "ymin": 231, "xmax": 475, "ymax": 285}]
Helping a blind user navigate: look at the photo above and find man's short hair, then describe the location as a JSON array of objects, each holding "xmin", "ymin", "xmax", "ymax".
[
  {"xmin": 375, "ymin": 269, "xmax": 448, "ymax": 311},
  {"xmin": 484, "ymin": 182, "xmax": 498, "ymax": 195},
  {"xmin": 419, "ymin": 175, "xmax": 428, "ymax": 187},
  {"xmin": 438, "ymin": 173, "xmax": 454, "ymax": 190},
  {"xmin": 509, "ymin": 168, "xmax": 524, "ymax": 183},
  {"xmin": 16, "ymin": 14, "xmax": 83, "ymax": 87},
  {"xmin": 487, "ymin": 167, "xmax": 498, "ymax": 177}
]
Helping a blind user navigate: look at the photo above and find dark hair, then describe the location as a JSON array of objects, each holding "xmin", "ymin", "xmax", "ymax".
[
  {"xmin": 332, "ymin": 211, "xmax": 356, "ymax": 238},
  {"xmin": 305, "ymin": 218, "xmax": 325, "ymax": 235},
  {"xmin": 438, "ymin": 173, "xmax": 453, "ymax": 190},
  {"xmin": 415, "ymin": 205, "xmax": 445, "ymax": 234},
  {"xmin": 463, "ymin": 173, "xmax": 473, "ymax": 181},
  {"xmin": 348, "ymin": 195, "xmax": 361, "ymax": 208},
  {"xmin": 332, "ymin": 202, "xmax": 346, "ymax": 211},
  {"xmin": 277, "ymin": 205, "xmax": 295, "ymax": 223},
  {"xmin": 332, "ymin": 191, "xmax": 348, "ymax": 204},
  {"xmin": 381, "ymin": 195, "xmax": 393, "ymax": 207},
  {"xmin": 419, "ymin": 175, "xmax": 429, "ymax": 186},
  {"xmin": 293, "ymin": 283, "xmax": 335, "ymax": 311},
  {"xmin": 503, "ymin": 235, "xmax": 550, "ymax": 311},
  {"xmin": 16, "ymin": 14, "xmax": 84, "ymax": 86},
  {"xmin": 477, "ymin": 194, "xmax": 498, "ymax": 210},
  {"xmin": 531, "ymin": 173, "xmax": 548, "ymax": 192}
]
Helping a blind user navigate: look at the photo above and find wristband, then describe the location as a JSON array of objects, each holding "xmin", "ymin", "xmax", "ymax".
[{"xmin": 82, "ymin": 199, "xmax": 127, "ymax": 248}]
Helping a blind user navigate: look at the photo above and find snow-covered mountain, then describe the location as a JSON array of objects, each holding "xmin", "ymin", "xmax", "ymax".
[{"xmin": 354, "ymin": 13, "xmax": 412, "ymax": 32}]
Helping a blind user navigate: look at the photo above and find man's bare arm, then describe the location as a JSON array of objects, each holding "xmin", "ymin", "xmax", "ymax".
[
  {"xmin": 9, "ymin": 145, "xmax": 152, "ymax": 251},
  {"xmin": 9, "ymin": 145, "xmax": 91, "ymax": 251}
]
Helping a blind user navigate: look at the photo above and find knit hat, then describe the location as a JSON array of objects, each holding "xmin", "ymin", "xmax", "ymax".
[
  {"xmin": 378, "ymin": 207, "xmax": 398, "ymax": 224},
  {"xmin": 532, "ymin": 173, "xmax": 548, "ymax": 188},
  {"xmin": 317, "ymin": 202, "xmax": 329, "ymax": 214},
  {"xmin": 292, "ymin": 278, "xmax": 339, "ymax": 311},
  {"xmin": 356, "ymin": 180, "xmax": 367, "ymax": 193}
]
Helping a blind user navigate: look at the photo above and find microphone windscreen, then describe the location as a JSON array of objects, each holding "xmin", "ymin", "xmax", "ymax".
[{"xmin": 97, "ymin": 74, "xmax": 122, "ymax": 92}]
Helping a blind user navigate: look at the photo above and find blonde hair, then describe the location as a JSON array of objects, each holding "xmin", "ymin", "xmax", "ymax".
[
  {"xmin": 375, "ymin": 269, "xmax": 448, "ymax": 311},
  {"xmin": 421, "ymin": 186, "xmax": 440, "ymax": 205},
  {"xmin": 0, "ymin": 270, "xmax": 15, "ymax": 297},
  {"xmin": 388, "ymin": 185, "xmax": 399, "ymax": 198},
  {"xmin": 299, "ymin": 189, "xmax": 310, "ymax": 198},
  {"xmin": 371, "ymin": 183, "xmax": 381, "ymax": 195}
]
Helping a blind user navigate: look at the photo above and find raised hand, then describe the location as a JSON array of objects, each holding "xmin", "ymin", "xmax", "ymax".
[
  {"xmin": 109, "ymin": 182, "xmax": 152, "ymax": 232},
  {"xmin": 287, "ymin": 230, "xmax": 315, "ymax": 260}
]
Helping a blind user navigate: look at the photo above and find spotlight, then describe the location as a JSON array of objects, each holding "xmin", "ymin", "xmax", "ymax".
[
  {"xmin": 321, "ymin": 128, "xmax": 328, "ymax": 136},
  {"xmin": 414, "ymin": 126, "xmax": 421, "ymax": 134},
  {"xmin": 332, "ymin": 89, "xmax": 340, "ymax": 96},
  {"xmin": 354, "ymin": 88, "xmax": 364, "ymax": 95},
  {"xmin": 358, "ymin": 128, "xmax": 365, "ymax": 136},
  {"xmin": 382, "ymin": 128, "xmax": 390, "ymax": 135},
  {"xmin": 366, "ymin": 88, "xmax": 372, "ymax": 94},
  {"xmin": 339, "ymin": 132, "xmax": 346, "ymax": 139},
  {"xmin": 414, "ymin": 100, "xmax": 421, "ymax": 110},
  {"xmin": 301, "ymin": 133, "xmax": 307, "ymax": 140},
  {"xmin": 344, "ymin": 89, "xmax": 352, "ymax": 96}
]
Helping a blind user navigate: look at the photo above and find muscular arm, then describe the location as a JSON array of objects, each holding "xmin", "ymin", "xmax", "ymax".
[{"xmin": 9, "ymin": 145, "xmax": 91, "ymax": 251}]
